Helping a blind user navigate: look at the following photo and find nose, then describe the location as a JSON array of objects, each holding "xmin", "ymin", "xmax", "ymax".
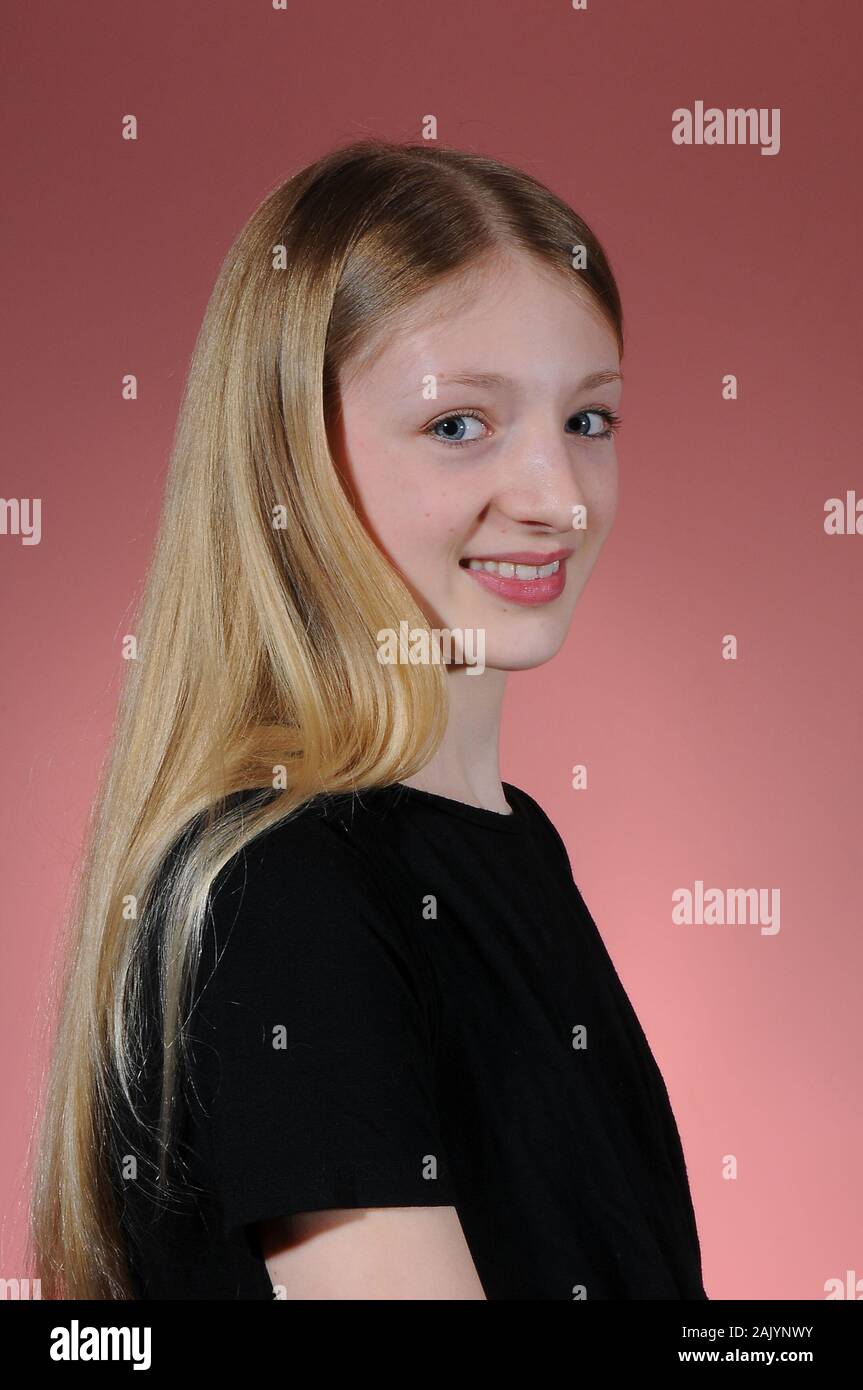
[{"xmin": 489, "ymin": 429, "xmax": 589, "ymax": 534}]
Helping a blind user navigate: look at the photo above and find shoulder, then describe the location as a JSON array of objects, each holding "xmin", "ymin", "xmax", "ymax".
[
  {"xmin": 504, "ymin": 781, "xmax": 573, "ymax": 877},
  {"xmin": 209, "ymin": 795, "xmax": 376, "ymax": 921},
  {"xmin": 177, "ymin": 798, "xmax": 459, "ymax": 1240},
  {"xmin": 196, "ymin": 794, "xmax": 433, "ymax": 1014}
]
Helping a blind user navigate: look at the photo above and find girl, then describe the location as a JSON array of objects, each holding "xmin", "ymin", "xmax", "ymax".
[{"xmin": 30, "ymin": 138, "xmax": 707, "ymax": 1300}]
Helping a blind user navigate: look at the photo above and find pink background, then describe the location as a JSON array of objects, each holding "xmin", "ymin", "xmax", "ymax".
[{"xmin": 2, "ymin": 0, "xmax": 861, "ymax": 1300}]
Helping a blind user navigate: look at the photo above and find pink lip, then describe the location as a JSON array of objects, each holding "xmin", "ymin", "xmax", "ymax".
[{"xmin": 459, "ymin": 549, "xmax": 571, "ymax": 607}]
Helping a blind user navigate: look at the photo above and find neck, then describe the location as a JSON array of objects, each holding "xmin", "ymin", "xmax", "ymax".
[{"xmin": 399, "ymin": 665, "xmax": 510, "ymax": 813}]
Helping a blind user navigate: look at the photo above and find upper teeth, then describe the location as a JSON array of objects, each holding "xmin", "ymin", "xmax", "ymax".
[{"xmin": 466, "ymin": 559, "xmax": 560, "ymax": 580}]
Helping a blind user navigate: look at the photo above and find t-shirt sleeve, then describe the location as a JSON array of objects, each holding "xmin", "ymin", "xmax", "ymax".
[{"xmin": 190, "ymin": 816, "xmax": 458, "ymax": 1238}]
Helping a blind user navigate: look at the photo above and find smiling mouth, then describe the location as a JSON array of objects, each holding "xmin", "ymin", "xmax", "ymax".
[
  {"xmin": 459, "ymin": 558, "xmax": 561, "ymax": 581},
  {"xmin": 457, "ymin": 552, "xmax": 570, "ymax": 607}
]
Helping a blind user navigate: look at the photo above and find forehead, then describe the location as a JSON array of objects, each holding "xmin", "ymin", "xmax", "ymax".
[{"xmin": 340, "ymin": 250, "xmax": 619, "ymax": 393}]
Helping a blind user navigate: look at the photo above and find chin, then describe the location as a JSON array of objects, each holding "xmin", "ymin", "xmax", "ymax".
[{"xmin": 481, "ymin": 631, "xmax": 569, "ymax": 672}]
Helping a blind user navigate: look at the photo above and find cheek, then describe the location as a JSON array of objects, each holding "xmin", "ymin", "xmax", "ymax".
[
  {"xmin": 383, "ymin": 470, "xmax": 474, "ymax": 562},
  {"xmin": 583, "ymin": 461, "xmax": 619, "ymax": 538},
  {"xmin": 352, "ymin": 458, "xmax": 462, "ymax": 574},
  {"xmin": 342, "ymin": 436, "xmax": 418, "ymax": 547}
]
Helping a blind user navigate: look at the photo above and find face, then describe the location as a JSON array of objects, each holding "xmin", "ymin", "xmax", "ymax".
[{"xmin": 329, "ymin": 249, "xmax": 621, "ymax": 673}]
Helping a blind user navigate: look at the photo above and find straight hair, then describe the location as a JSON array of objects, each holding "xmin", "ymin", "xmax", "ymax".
[{"xmin": 29, "ymin": 137, "xmax": 624, "ymax": 1297}]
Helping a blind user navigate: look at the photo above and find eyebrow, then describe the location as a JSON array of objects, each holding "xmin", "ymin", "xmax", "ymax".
[{"xmin": 429, "ymin": 368, "xmax": 623, "ymax": 392}]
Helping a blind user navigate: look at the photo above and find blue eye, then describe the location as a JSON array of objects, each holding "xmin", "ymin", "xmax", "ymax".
[
  {"xmin": 426, "ymin": 410, "xmax": 489, "ymax": 447},
  {"xmin": 424, "ymin": 406, "xmax": 622, "ymax": 449},
  {"xmin": 567, "ymin": 409, "xmax": 622, "ymax": 440}
]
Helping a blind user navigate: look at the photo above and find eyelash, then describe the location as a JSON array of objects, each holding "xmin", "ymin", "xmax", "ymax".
[{"xmin": 423, "ymin": 406, "xmax": 623, "ymax": 449}]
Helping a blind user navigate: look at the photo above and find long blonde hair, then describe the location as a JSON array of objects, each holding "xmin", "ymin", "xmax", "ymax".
[{"xmin": 29, "ymin": 138, "xmax": 624, "ymax": 1297}]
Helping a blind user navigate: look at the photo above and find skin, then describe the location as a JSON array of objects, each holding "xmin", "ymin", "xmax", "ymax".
[{"xmin": 261, "ymin": 245, "xmax": 622, "ymax": 1299}]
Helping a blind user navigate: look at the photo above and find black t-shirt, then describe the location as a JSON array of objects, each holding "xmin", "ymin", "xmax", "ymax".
[{"xmin": 119, "ymin": 781, "xmax": 708, "ymax": 1300}]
